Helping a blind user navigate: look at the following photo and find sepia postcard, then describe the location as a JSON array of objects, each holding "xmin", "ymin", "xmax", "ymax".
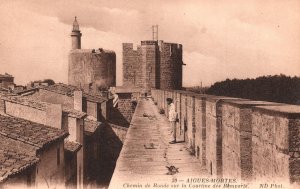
[{"xmin": 0, "ymin": 1, "xmax": 299, "ymax": 189}]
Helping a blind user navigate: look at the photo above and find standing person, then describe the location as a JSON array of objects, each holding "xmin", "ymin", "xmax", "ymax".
[{"xmin": 167, "ymin": 98, "xmax": 177, "ymax": 144}]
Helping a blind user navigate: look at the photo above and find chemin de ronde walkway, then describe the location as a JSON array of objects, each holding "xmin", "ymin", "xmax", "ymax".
[{"xmin": 109, "ymin": 98, "xmax": 208, "ymax": 189}]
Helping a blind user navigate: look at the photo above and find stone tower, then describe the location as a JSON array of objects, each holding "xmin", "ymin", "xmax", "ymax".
[
  {"xmin": 123, "ymin": 41, "xmax": 159, "ymax": 92},
  {"xmin": 158, "ymin": 41, "xmax": 183, "ymax": 90},
  {"xmin": 123, "ymin": 40, "xmax": 183, "ymax": 92},
  {"xmin": 70, "ymin": 17, "xmax": 82, "ymax": 50},
  {"xmin": 68, "ymin": 17, "xmax": 116, "ymax": 91}
]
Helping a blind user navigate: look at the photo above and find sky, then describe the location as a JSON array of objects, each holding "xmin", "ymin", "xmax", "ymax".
[{"xmin": 0, "ymin": 0, "xmax": 299, "ymax": 87}]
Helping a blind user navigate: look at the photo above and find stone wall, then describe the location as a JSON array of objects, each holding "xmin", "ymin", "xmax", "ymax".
[
  {"xmin": 159, "ymin": 43, "xmax": 182, "ymax": 90},
  {"xmin": 113, "ymin": 93, "xmax": 137, "ymax": 125},
  {"xmin": 5, "ymin": 101, "xmax": 47, "ymax": 125},
  {"xmin": 122, "ymin": 41, "xmax": 183, "ymax": 92},
  {"xmin": 101, "ymin": 99, "xmax": 110, "ymax": 121},
  {"xmin": 36, "ymin": 141, "xmax": 65, "ymax": 187},
  {"xmin": 29, "ymin": 89, "xmax": 109, "ymax": 123},
  {"xmin": 180, "ymin": 92, "xmax": 187, "ymax": 136},
  {"xmin": 68, "ymin": 49, "xmax": 116, "ymax": 89},
  {"xmin": 122, "ymin": 43, "xmax": 142, "ymax": 88},
  {"xmin": 205, "ymin": 98, "xmax": 221, "ymax": 176},
  {"xmin": 3, "ymin": 101, "xmax": 65, "ymax": 130},
  {"xmin": 141, "ymin": 44, "xmax": 158, "ymax": 92},
  {"xmin": 187, "ymin": 94, "xmax": 195, "ymax": 152},
  {"xmin": 251, "ymin": 105, "xmax": 300, "ymax": 183},
  {"xmin": 110, "ymin": 124, "xmax": 128, "ymax": 143},
  {"xmin": 123, "ymin": 42, "xmax": 158, "ymax": 93},
  {"xmin": 30, "ymin": 89, "xmax": 74, "ymax": 109},
  {"xmin": 194, "ymin": 95, "xmax": 206, "ymax": 166},
  {"xmin": 87, "ymin": 101, "xmax": 98, "ymax": 120},
  {"xmin": 221, "ymin": 101, "xmax": 280, "ymax": 181},
  {"xmin": 151, "ymin": 89, "xmax": 300, "ymax": 185},
  {"xmin": 98, "ymin": 124, "xmax": 124, "ymax": 185},
  {"xmin": 1, "ymin": 166, "xmax": 36, "ymax": 188},
  {"xmin": 64, "ymin": 151, "xmax": 77, "ymax": 187}
]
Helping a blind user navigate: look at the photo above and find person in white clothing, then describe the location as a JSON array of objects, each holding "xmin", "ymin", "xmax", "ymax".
[{"xmin": 167, "ymin": 98, "xmax": 177, "ymax": 144}]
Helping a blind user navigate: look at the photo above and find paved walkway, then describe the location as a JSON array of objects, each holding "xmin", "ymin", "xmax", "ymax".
[{"xmin": 109, "ymin": 98, "xmax": 208, "ymax": 189}]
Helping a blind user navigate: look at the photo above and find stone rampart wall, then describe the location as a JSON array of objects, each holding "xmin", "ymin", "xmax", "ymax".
[{"xmin": 151, "ymin": 89, "xmax": 300, "ymax": 184}]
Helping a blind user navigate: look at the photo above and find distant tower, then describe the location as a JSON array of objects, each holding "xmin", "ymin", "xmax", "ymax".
[
  {"xmin": 70, "ymin": 16, "xmax": 82, "ymax": 50},
  {"xmin": 68, "ymin": 16, "xmax": 116, "ymax": 90},
  {"xmin": 122, "ymin": 40, "xmax": 183, "ymax": 92}
]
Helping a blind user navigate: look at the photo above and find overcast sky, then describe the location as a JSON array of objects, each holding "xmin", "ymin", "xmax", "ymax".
[{"xmin": 0, "ymin": 0, "xmax": 299, "ymax": 87}]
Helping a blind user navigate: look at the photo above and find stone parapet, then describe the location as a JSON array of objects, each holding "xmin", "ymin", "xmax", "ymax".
[{"xmin": 151, "ymin": 89, "xmax": 300, "ymax": 185}]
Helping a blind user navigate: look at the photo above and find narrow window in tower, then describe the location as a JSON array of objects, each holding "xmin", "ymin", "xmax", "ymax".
[
  {"xmin": 57, "ymin": 147, "xmax": 60, "ymax": 166},
  {"xmin": 133, "ymin": 71, "xmax": 136, "ymax": 85},
  {"xmin": 169, "ymin": 46, "xmax": 172, "ymax": 56},
  {"xmin": 148, "ymin": 67, "xmax": 152, "ymax": 81},
  {"xmin": 79, "ymin": 165, "xmax": 82, "ymax": 185}
]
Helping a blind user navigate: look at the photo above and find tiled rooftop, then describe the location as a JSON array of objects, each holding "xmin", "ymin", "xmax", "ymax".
[
  {"xmin": 0, "ymin": 115, "xmax": 68, "ymax": 149},
  {"xmin": 41, "ymin": 83, "xmax": 107, "ymax": 103},
  {"xmin": 84, "ymin": 93, "xmax": 107, "ymax": 103},
  {"xmin": 16, "ymin": 88, "xmax": 38, "ymax": 96},
  {"xmin": 1, "ymin": 96, "xmax": 48, "ymax": 110},
  {"xmin": 84, "ymin": 117, "xmax": 101, "ymax": 134},
  {"xmin": 42, "ymin": 83, "xmax": 79, "ymax": 97},
  {"xmin": 64, "ymin": 140, "xmax": 82, "ymax": 153},
  {"xmin": 0, "ymin": 147, "xmax": 38, "ymax": 183},
  {"xmin": 0, "ymin": 135, "xmax": 37, "ymax": 156},
  {"xmin": 62, "ymin": 106, "xmax": 87, "ymax": 119},
  {"xmin": 109, "ymin": 123, "xmax": 128, "ymax": 131}
]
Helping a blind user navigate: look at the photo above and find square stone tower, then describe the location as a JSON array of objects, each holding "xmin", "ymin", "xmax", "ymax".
[{"xmin": 122, "ymin": 40, "xmax": 183, "ymax": 93}]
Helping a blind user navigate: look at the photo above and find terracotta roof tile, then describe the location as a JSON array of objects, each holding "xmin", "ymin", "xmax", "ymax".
[
  {"xmin": 1, "ymin": 96, "xmax": 47, "ymax": 110},
  {"xmin": 84, "ymin": 117, "xmax": 101, "ymax": 134},
  {"xmin": 41, "ymin": 83, "xmax": 107, "ymax": 103},
  {"xmin": 62, "ymin": 106, "xmax": 87, "ymax": 119},
  {"xmin": 108, "ymin": 123, "xmax": 128, "ymax": 131},
  {"xmin": 0, "ymin": 146, "xmax": 38, "ymax": 183},
  {"xmin": 42, "ymin": 83, "xmax": 79, "ymax": 97},
  {"xmin": 84, "ymin": 93, "xmax": 107, "ymax": 103},
  {"xmin": 0, "ymin": 135, "xmax": 37, "ymax": 157},
  {"xmin": 0, "ymin": 115, "xmax": 68, "ymax": 149},
  {"xmin": 64, "ymin": 140, "xmax": 82, "ymax": 153}
]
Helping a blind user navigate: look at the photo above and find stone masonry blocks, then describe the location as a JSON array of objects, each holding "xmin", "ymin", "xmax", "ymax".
[
  {"xmin": 123, "ymin": 41, "xmax": 183, "ymax": 92},
  {"xmin": 151, "ymin": 89, "xmax": 300, "ymax": 185}
]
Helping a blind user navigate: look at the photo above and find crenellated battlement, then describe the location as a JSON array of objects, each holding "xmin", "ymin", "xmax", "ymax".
[
  {"xmin": 122, "ymin": 40, "xmax": 183, "ymax": 92},
  {"xmin": 151, "ymin": 88, "xmax": 300, "ymax": 184}
]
